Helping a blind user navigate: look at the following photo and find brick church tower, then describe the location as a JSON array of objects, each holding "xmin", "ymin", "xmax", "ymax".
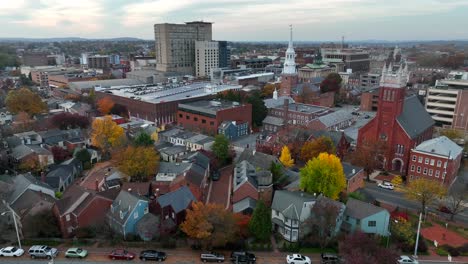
[
  {"xmin": 280, "ymin": 25, "xmax": 298, "ymax": 96},
  {"xmin": 357, "ymin": 62, "xmax": 434, "ymax": 174}
]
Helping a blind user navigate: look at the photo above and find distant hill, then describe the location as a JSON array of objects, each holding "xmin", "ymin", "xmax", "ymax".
[{"xmin": 0, "ymin": 37, "xmax": 148, "ymax": 42}]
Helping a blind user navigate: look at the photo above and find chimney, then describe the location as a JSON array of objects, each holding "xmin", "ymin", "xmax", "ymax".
[
  {"xmin": 352, "ymin": 169, "xmax": 356, "ymax": 174},
  {"xmin": 41, "ymin": 171, "xmax": 46, "ymax": 183},
  {"xmin": 95, "ymin": 179, "xmax": 99, "ymax": 191}
]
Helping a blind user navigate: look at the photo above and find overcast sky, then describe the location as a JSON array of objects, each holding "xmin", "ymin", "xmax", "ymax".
[{"xmin": 0, "ymin": 0, "xmax": 467, "ymax": 41}]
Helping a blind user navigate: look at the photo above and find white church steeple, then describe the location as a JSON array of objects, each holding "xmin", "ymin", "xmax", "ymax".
[{"xmin": 282, "ymin": 25, "xmax": 297, "ymax": 75}]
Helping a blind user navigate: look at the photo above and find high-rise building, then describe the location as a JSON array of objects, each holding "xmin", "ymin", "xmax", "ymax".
[
  {"xmin": 425, "ymin": 73, "xmax": 468, "ymax": 131},
  {"xmin": 321, "ymin": 48, "xmax": 370, "ymax": 72},
  {"xmin": 280, "ymin": 26, "xmax": 298, "ymax": 97},
  {"xmin": 154, "ymin": 21, "xmax": 212, "ymax": 75},
  {"xmin": 88, "ymin": 55, "xmax": 110, "ymax": 69},
  {"xmin": 218, "ymin": 41, "xmax": 231, "ymax": 68},
  {"xmin": 22, "ymin": 52, "xmax": 49, "ymax": 67},
  {"xmin": 195, "ymin": 41, "xmax": 219, "ymax": 78}
]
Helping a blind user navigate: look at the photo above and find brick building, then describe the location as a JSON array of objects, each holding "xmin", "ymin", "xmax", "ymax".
[
  {"xmin": 177, "ymin": 99, "xmax": 252, "ymax": 135},
  {"xmin": 342, "ymin": 162, "xmax": 365, "ymax": 193},
  {"xmin": 360, "ymin": 87, "xmax": 380, "ymax": 111},
  {"xmin": 408, "ymin": 136, "xmax": 463, "ymax": 187},
  {"xmin": 357, "ymin": 64, "xmax": 434, "ymax": 174}
]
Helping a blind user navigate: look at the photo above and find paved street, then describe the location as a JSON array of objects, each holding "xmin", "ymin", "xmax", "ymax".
[{"xmin": 361, "ymin": 182, "xmax": 468, "ymax": 224}]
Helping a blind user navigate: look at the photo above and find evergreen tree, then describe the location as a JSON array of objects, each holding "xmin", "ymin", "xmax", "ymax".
[{"xmin": 248, "ymin": 200, "xmax": 271, "ymax": 242}]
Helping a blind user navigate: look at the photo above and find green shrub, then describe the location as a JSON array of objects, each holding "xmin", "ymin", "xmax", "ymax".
[{"xmin": 436, "ymin": 247, "xmax": 449, "ymax": 256}]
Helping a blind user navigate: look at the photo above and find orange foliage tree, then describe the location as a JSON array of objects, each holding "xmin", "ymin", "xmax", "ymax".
[
  {"xmin": 300, "ymin": 136, "xmax": 336, "ymax": 162},
  {"xmin": 97, "ymin": 97, "xmax": 115, "ymax": 115},
  {"xmin": 180, "ymin": 202, "xmax": 238, "ymax": 249}
]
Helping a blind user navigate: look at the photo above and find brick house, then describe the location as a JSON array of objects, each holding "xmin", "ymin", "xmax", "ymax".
[
  {"xmin": 342, "ymin": 162, "xmax": 365, "ymax": 193},
  {"xmin": 53, "ymin": 184, "xmax": 119, "ymax": 238},
  {"xmin": 232, "ymin": 160, "xmax": 273, "ymax": 214},
  {"xmin": 150, "ymin": 186, "xmax": 196, "ymax": 227},
  {"xmin": 177, "ymin": 99, "xmax": 252, "ymax": 135},
  {"xmin": 407, "ymin": 136, "xmax": 463, "ymax": 187},
  {"xmin": 357, "ymin": 64, "xmax": 434, "ymax": 175},
  {"xmin": 307, "ymin": 110, "xmax": 355, "ymax": 131}
]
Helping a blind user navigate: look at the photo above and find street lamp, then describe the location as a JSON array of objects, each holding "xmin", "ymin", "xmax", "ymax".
[
  {"xmin": 414, "ymin": 212, "xmax": 422, "ymax": 259},
  {"xmin": 1, "ymin": 200, "xmax": 22, "ymax": 249}
]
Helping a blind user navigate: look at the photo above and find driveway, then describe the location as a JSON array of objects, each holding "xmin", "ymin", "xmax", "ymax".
[{"xmin": 207, "ymin": 165, "xmax": 233, "ymax": 209}]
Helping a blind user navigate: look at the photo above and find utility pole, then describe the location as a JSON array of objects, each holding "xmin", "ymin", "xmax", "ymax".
[
  {"xmin": 2, "ymin": 200, "xmax": 22, "ymax": 249},
  {"xmin": 414, "ymin": 212, "xmax": 422, "ymax": 258}
]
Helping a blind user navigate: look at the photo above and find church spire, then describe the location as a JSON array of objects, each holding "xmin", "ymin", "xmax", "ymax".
[
  {"xmin": 288, "ymin": 25, "xmax": 293, "ymax": 49},
  {"xmin": 282, "ymin": 25, "xmax": 297, "ymax": 75}
]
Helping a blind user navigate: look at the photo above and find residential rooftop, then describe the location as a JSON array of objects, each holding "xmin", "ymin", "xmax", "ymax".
[{"xmin": 179, "ymin": 99, "xmax": 246, "ymax": 117}]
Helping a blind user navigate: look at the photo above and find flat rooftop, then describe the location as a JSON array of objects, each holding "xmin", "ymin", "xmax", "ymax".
[
  {"xmin": 179, "ymin": 99, "xmax": 245, "ymax": 116},
  {"xmin": 96, "ymin": 82, "xmax": 242, "ymax": 104},
  {"xmin": 273, "ymin": 102, "xmax": 329, "ymax": 114}
]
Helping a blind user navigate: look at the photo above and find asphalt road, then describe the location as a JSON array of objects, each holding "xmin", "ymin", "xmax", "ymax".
[{"xmin": 361, "ymin": 183, "xmax": 468, "ymax": 224}]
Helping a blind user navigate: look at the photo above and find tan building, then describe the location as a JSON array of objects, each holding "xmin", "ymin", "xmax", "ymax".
[
  {"xmin": 154, "ymin": 21, "xmax": 212, "ymax": 75},
  {"xmin": 321, "ymin": 48, "xmax": 370, "ymax": 72},
  {"xmin": 195, "ymin": 41, "xmax": 219, "ymax": 78},
  {"xmin": 425, "ymin": 78, "xmax": 468, "ymax": 131}
]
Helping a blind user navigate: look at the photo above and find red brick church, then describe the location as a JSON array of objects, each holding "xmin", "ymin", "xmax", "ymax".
[{"xmin": 357, "ymin": 63, "xmax": 434, "ymax": 174}]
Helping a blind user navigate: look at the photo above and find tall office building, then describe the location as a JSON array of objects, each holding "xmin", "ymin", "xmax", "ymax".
[
  {"xmin": 195, "ymin": 41, "xmax": 219, "ymax": 78},
  {"xmin": 218, "ymin": 41, "xmax": 231, "ymax": 68},
  {"xmin": 154, "ymin": 21, "xmax": 212, "ymax": 75},
  {"xmin": 88, "ymin": 55, "xmax": 110, "ymax": 69}
]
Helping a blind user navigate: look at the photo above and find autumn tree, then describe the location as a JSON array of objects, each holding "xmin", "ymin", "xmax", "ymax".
[
  {"xmin": 300, "ymin": 136, "xmax": 336, "ymax": 162},
  {"xmin": 6, "ymin": 87, "xmax": 47, "ymax": 116},
  {"xmin": 235, "ymin": 213, "xmax": 251, "ymax": 239},
  {"xmin": 391, "ymin": 175, "xmax": 403, "ymax": 189},
  {"xmin": 351, "ymin": 139, "xmax": 387, "ymax": 181},
  {"xmin": 320, "ymin": 73, "xmax": 342, "ymax": 93},
  {"xmin": 97, "ymin": 97, "xmax": 115, "ymax": 115},
  {"xmin": 440, "ymin": 128, "xmax": 463, "ymax": 141},
  {"xmin": 50, "ymin": 146, "xmax": 71, "ymax": 164},
  {"xmin": 261, "ymin": 83, "xmax": 279, "ymax": 98},
  {"xmin": 304, "ymin": 196, "xmax": 341, "ymax": 252},
  {"xmin": 390, "ymin": 217, "xmax": 415, "ymax": 248},
  {"xmin": 116, "ymin": 146, "xmax": 159, "ymax": 182},
  {"xmin": 405, "ymin": 178, "xmax": 447, "ymax": 214},
  {"xmin": 180, "ymin": 202, "xmax": 238, "ymax": 249},
  {"xmin": 339, "ymin": 232, "xmax": 399, "ymax": 264},
  {"xmin": 269, "ymin": 161, "xmax": 284, "ymax": 184},
  {"xmin": 248, "ymin": 200, "xmax": 271, "ymax": 242},
  {"xmin": 300, "ymin": 153, "xmax": 346, "ymax": 200},
  {"xmin": 91, "ymin": 116, "xmax": 125, "ymax": 157},
  {"xmin": 18, "ymin": 156, "xmax": 43, "ymax": 175},
  {"xmin": 212, "ymin": 134, "xmax": 230, "ymax": 165},
  {"xmin": 279, "ymin": 145, "xmax": 294, "ymax": 168},
  {"xmin": 134, "ymin": 132, "xmax": 154, "ymax": 147},
  {"xmin": 110, "ymin": 103, "xmax": 129, "ymax": 118},
  {"xmin": 50, "ymin": 112, "xmax": 90, "ymax": 129}
]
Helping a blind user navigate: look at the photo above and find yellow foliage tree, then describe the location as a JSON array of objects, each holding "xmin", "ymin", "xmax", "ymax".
[
  {"xmin": 391, "ymin": 175, "xmax": 403, "ymax": 186},
  {"xmin": 279, "ymin": 145, "xmax": 294, "ymax": 168},
  {"xmin": 405, "ymin": 178, "xmax": 446, "ymax": 214},
  {"xmin": 299, "ymin": 153, "xmax": 346, "ymax": 200},
  {"xmin": 116, "ymin": 146, "xmax": 160, "ymax": 182},
  {"xmin": 6, "ymin": 87, "xmax": 47, "ymax": 115},
  {"xmin": 91, "ymin": 116, "xmax": 124, "ymax": 155}
]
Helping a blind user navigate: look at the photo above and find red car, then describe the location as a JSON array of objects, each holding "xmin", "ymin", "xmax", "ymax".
[{"xmin": 108, "ymin": 249, "xmax": 135, "ymax": 261}]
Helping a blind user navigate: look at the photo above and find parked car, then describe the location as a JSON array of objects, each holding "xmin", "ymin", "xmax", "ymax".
[
  {"xmin": 438, "ymin": 205, "xmax": 452, "ymax": 214},
  {"xmin": 65, "ymin": 248, "xmax": 88, "ymax": 258},
  {"xmin": 28, "ymin": 245, "xmax": 58, "ymax": 259},
  {"xmin": 139, "ymin": 250, "xmax": 167, "ymax": 261},
  {"xmin": 0, "ymin": 246, "xmax": 24, "ymax": 257},
  {"xmin": 230, "ymin": 251, "xmax": 256, "ymax": 263},
  {"xmin": 397, "ymin": 255, "xmax": 419, "ymax": 264},
  {"xmin": 286, "ymin": 254, "xmax": 311, "ymax": 264},
  {"xmin": 378, "ymin": 181, "xmax": 394, "ymax": 190},
  {"xmin": 201, "ymin": 252, "xmax": 225, "ymax": 262},
  {"xmin": 211, "ymin": 171, "xmax": 220, "ymax": 181},
  {"xmin": 321, "ymin": 253, "xmax": 342, "ymax": 263},
  {"xmin": 108, "ymin": 249, "xmax": 135, "ymax": 260}
]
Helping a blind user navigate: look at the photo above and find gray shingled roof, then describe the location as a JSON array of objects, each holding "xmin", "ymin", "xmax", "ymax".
[
  {"xmin": 108, "ymin": 190, "xmax": 148, "ymax": 226},
  {"xmin": 264, "ymin": 96, "xmax": 295, "ymax": 108},
  {"xmin": 318, "ymin": 110, "xmax": 353, "ymax": 128},
  {"xmin": 271, "ymin": 190, "xmax": 316, "ymax": 220},
  {"xmin": 237, "ymin": 149, "xmax": 281, "ymax": 171},
  {"xmin": 9, "ymin": 174, "xmax": 54, "ymax": 204},
  {"xmin": 397, "ymin": 96, "xmax": 435, "ymax": 139},
  {"xmin": 157, "ymin": 186, "xmax": 196, "ymax": 213},
  {"xmin": 262, "ymin": 116, "xmax": 284, "ymax": 126},
  {"xmin": 160, "ymin": 145, "xmax": 187, "ymax": 156},
  {"xmin": 233, "ymin": 197, "xmax": 257, "ymax": 213},
  {"xmin": 414, "ymin": 136, "xmax": 463, "ymax": 158},
  {"xmin": 345, "ymin": 198, "xmax": 387, "ymax": 220},
  {"xmin": 158, "ymin": 162, "xmax": 191, "ymax": 175},
  {"xmin": 342, "ymin": 162, "xmax": 363, "ymax": 180}
]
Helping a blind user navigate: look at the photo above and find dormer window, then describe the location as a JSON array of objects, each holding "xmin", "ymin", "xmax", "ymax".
[{"xmin": 119, "ymin": 211, "xmax": 124, "ymax": 219}]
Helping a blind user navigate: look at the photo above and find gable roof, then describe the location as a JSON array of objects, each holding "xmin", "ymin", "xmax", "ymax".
[
  {"xmin": 45, "ymin": 164, "xmax": 76, "ymax": 189},
  {"xmin": 309, "ymin": 130, "xmax": 352, "ymax": 147},
  {"xmin": 414, "ymin": 136, "xmax": 463, "ymax": 158},
  {"xmin": 10, "ymin": 189, "xmax": 55, "ymax": 218},
  {"xmin": 397, "ymin": 96, "xmax": 434, "ymax": 139},
  {"xmin": 342, "ymin": 162, "xmax": 363, "ymax": 180},
  {"xmin": 271, "ymin": 190, "xmax": 316, "ymax": 220},
  {"xmin": 121, "ymin": 182, "xmax": 151, "ymax": 196},
  {"xmin": 157, "ymin": 186, "xmax": 196, "ymax": 214},
  {"xmin": 9, "ymin": 173, "xmax": 54, "ymax": 204},
  {"xmin": 54, "ymin": 184, "xmax": 91, "ymax": 215},
  {"xmin": 345, "ymin": 198, "xmax": 388, "ymax": 219},
  {"xmin": 318, "ymin": 110, "xmax": 353, "ymax": 128},
  {"xmin": 108, "ymin": 190, "xmax": 148, "ymax": 226},
  {"xmin": 233, "ymin": 197, "xmax": 257, "ymax": 213},
  {"xmin": 237, "ymin": 149, "xmax": 280, "ymax": 171}
]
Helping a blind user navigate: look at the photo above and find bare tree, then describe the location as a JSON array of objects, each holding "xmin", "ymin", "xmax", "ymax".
[{"xmin": 446, "ymin": 189, "xmax": 467, "ymax": 221}]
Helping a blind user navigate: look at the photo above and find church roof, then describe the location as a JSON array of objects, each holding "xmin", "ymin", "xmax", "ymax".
[{"xmin": 397, "ymin": 96, "xmax": 435, "ymax": 139}]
